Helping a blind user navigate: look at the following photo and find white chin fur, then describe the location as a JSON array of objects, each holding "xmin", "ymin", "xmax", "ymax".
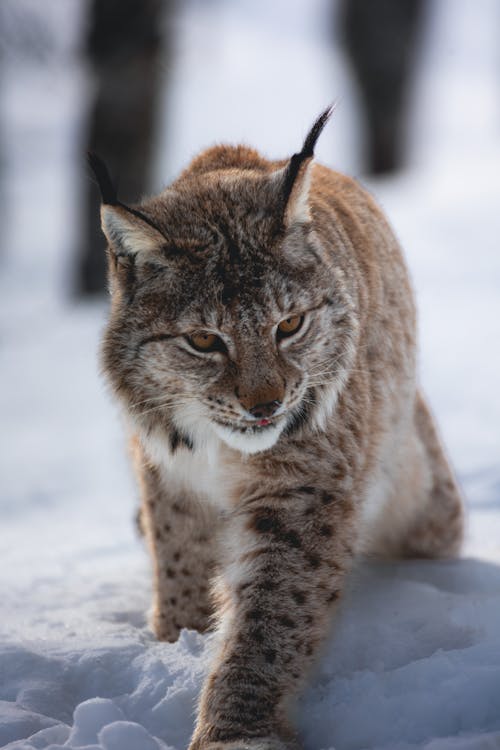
[{"xmin": 211, "ymin": 421, "xmax": 285, "ymax": 454}]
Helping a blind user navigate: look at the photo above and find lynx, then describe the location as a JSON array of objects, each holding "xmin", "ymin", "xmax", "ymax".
[{"xmin": 91, "ymin": 107, "xmax": 463, "ymax": 750}]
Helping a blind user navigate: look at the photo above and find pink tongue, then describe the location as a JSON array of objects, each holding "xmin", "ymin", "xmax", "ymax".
[{"xmin": 258, "ymin": 418, "xmax": 270, "ymax": 426}]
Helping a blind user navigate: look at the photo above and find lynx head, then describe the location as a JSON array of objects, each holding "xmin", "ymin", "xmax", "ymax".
[{"xmin": 94, "ymin": 108, "xmax": 357, "ymax": 456}]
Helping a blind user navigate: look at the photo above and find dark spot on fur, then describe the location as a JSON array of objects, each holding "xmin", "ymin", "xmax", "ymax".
[
  {"xmin": 321, "ymin": 491, "xmax": 334, "ymax": 505},
  {"xmin": 306, "ymin": 644, "xmax": 314, "ymax": 656},
  {"xmin": 297, "ymin": 485, "xmax": 315, "ymax": 495},
  {"xmin": 320, "ymin": 523, "xmax": 333, "ymax": 537},
  {"xmin": 259, "ymin": 579, "xmax": 277, "ymax": 592},
  {"xmin": 173, "ymin": 551, "xmax": 181, "ymax": 562},
  {"xmin": 169, "ymin": 428, "xmax": 194, "ymax": 454},
  {"xmin": 264, "ymin": 648, "xmax": 277, "ymax": 664},
  {"xmin": 166, "ymin": 567, "xmax": 175, "ymax": 578},
  {"xmin": 155, "ymin": 529, "xmax": 162, "ymax": 541},
  {"xmin": 303, "ymin": 504, "xmax": 316, "ymax": 517},
  {"xmin": 327, "ymin": 590, "xmax": 340, "ymax": 603},
  {"xmin": 292, "ymin": 590, "xmax": 306, "ymax": 605},
  {"xmin": 250, "ymin": 626, "xmax": 265, "ymax": 643},
  {"xmin": 227, "ymin": 236, "xmax": 241, "ymax": 266},
  {"xmin": 252, "ymin": 513, "xmax": 282, "ymax": 534},
  {"xmin": 247, "ymin": 608, "xmax": 263, "ymax": 621},
  {"xmin": 306, "ymin": 553, "xmax": 321, "ymax": 569},
  {"xmin": 283, "ymin": 529, "xmax": 302, "ymax": 548},
  {"xmin": 182, "ymin": 588, "xmax": 192, "ymax": 597},
  {"xmin": 169, "ymin": 596, "xmax": 177, "ymax": 605},
  {"xmin": 181, "ymin": 567, "xmax": 191, "ymax": 576},
  {"xmin": 163, "ymin": 523, "xmax": 171, "ymax": 532},
  {"xmin": 251, "ymin": 514, "xmax": 302, "ymax": 550},
  {"xmin": 279, "ymin": 615, "xmax": 296, "ymax": 629}
]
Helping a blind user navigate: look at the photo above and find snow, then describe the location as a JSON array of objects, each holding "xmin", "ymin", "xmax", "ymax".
[{"xmin": 1, "ymin": 0, "xmax": 500, "ymax": 749}]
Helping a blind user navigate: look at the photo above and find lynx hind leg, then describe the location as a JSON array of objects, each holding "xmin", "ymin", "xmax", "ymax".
[
  {"xmin": 133, "ymin": 443, "xmax": 219, "ymax": 641},
  {"xmin": 401, "ymin": 393, "xmax": 464, "ymax": 559}
]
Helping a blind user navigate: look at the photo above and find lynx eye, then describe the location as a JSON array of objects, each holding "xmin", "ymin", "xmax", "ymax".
[
  {"xmin": 187, "ymin": 331, "xmax": 226, "ymax": 353},
  {"xmin": 277, "ymin": 314, "xmax": 304, "ymax": 340}
]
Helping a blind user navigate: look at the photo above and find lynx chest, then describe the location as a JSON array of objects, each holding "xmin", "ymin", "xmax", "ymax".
[{"xmin": 140, "ymin": 427, "xmax": 234, "ymax": 511}]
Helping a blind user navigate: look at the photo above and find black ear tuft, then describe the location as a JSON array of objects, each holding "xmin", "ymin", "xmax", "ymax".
[
  {"xmin": 282, "ymin": 105, "xmax": 334, "ymax": 205},
  {"xmin": 87, "ymin": 151, "xmax": 166, "ymax": 237},
  {"xmin": 300, "ymin": 104, "xmax": 334, "ymax": 159},
  {"xmin": 87, "ymin": 151, "xmax": 118, "ymax": 205}
]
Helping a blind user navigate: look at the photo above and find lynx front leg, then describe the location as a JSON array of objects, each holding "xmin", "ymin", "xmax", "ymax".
[
  {"xmin": 136, "ymin": 453, "xmax": 220, "ymax": 642},
  {"xmin": 189, "ymin": 485, "xmax": 357, "ymax": 750}
]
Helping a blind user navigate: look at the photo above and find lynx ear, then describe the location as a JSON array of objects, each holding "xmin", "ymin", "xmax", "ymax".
[
  {"xmin": 87, "ymin": 151, "xmax": 165, "ymax": 259},
  {"xmin": 99, "ymin": 204, "xmax": 167, "ymax": 295},
  {"xmin": 281, "ymin": 105, "xmax": 334, "ymax": 226},
  {"xmin": 100, "ymin": 204, "xmax": 164, "ymax": 258}
]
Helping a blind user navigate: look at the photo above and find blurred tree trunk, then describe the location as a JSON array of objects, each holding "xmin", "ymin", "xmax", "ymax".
[
  {"xmin": 340, "ymin": 0, "xmax": 425, "ymax": 175},
  {"xmin": 76, "ymin": 0, "xmax": 170, "ymax": 296}
]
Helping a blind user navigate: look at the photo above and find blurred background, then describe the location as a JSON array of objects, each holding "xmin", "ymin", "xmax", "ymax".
[{"xmin": 1, "ymin": 0, "xmax": 500, "ymax": 574}]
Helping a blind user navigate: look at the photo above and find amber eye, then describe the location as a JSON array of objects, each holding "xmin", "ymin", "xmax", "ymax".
[
  {"xmin": 277, "ymin": 315, "xmax": 304, "ymax": 340},
  {"xmin": 187, "ymin": 332, "xmax": 226, "ymax": 353}
]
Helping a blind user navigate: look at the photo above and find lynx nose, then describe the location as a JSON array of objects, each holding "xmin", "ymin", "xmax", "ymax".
[{"xmin": 248, "ymin": 400, "xmax": 282, "ymax": 420}]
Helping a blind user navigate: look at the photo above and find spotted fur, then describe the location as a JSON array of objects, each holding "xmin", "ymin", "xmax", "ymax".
[{"xmin": 95, "ymin": 109, "xmax": 463, "ymax": 750}]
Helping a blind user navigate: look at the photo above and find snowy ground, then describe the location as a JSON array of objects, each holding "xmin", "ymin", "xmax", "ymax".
[{"xmin": 1, "ymin": 1, "xmax": 500, "ymax": 749}]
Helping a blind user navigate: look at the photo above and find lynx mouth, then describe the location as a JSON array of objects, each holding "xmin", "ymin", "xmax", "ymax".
[
  {"xmin": 213, "ymin": 417, "xmax": 281, "ymax": 435},
  {"xmin": 211, "ymin": 415, "xmax": 286, "ymax": 454}
]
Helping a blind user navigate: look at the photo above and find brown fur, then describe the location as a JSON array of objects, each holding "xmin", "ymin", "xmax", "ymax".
[{"xmin": 96, "ymin": 113, "xmax": 463, "ymax": 750}]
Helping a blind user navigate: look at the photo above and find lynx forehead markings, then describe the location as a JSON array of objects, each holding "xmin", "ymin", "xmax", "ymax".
[{"xmin": 92, "ymin": 106, "xmax": 464, "ymax": 750}]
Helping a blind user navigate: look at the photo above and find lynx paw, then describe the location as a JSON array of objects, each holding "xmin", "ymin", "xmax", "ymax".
[{"xmin": 151, "ymin": 611, "xmax": 181, "ymax": 642}]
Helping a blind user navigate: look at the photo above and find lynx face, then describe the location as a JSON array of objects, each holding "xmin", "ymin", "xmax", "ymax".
[{"xmin": 100, "ymin": 168, "xmax": 357, "ymax": 455}]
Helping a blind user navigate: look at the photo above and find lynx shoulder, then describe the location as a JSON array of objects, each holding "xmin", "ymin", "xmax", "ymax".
[{"xmin": 92, "ymin": 107, "xmax": 463, "ymax": 750}]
